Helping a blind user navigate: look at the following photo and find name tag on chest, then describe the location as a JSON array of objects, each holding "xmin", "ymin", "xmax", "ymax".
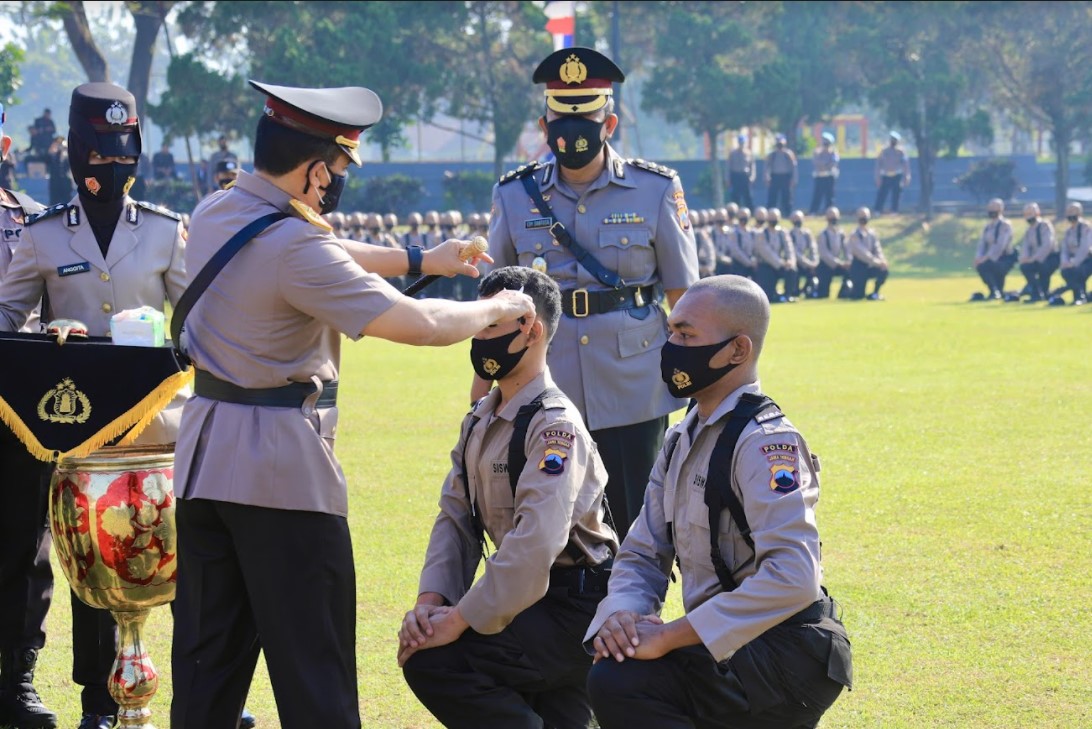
[{"xmin": 58, "ymin": 262, "xmax": 92, "ymax": 277}]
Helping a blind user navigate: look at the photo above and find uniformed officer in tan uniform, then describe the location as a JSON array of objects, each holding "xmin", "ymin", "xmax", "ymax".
[
  {"xmin": 0, "ymin": 103, "xmax": 58, "ymax": 729},
  {"xmin": 809, "ymin": 132, "xmax": 839, "ymax": 214},
  {"xmin": 971, "ymin": 198, "xmax": 1014, "ymax": 301},
  {"xmin": 1017, "ymin": 203, "xmax": 1057, "ymax": 303},
  {"xmin": 753, "ymin": 207, "xmax": 796, "ymax": 303},
  {"xmin": 789, "ymin": 210, "xmax": 819, "ymax": 298},
  {"xmin": 1054, "ymin": 201, "xmax": 1092, "ymax": 305},
  {"xmin": 764, "ymin": 134, "xmax": 798, "ymax": 217},
  {"xmin": 727, "ymin": 134, "xmax": 754, "ymax": 208},
  {"xmin": 169, "ymin": 80, "xmax": 533, "ymax": 729},
  {"xmin": 0, "ymin": 82, "xmax": 187, "ymax": 729},
  {"xmin": 874, "ymin": 131, "xmax": 910, "ymax": 214},
  {"xmin": 712, "ymin": 206, "xmax": 735, "ymax": 276},
  {"xmin": 695, "ymin": 210, "xmax": 717, "ymax": 278},
  {"xmin": 726, "ymin": 207, "xmax": 756, "ymax": 280},
  {"xmin": 848, "ymin": 206, "xmax": 888, "ymax": 300},
  {"xmin": 399, "ymin": 267, "xmax": 617, "ymax": 729},
  {"xmin": 482, "ymin": 47, "xmax": 699, "ymax": 538},
  {"xmin": 584, "ymin": 275, "xmax": 852, "ymax": 729},
  {"xmin": 816, "ymin": 206, "xmax": 852, "ymax": 299}
]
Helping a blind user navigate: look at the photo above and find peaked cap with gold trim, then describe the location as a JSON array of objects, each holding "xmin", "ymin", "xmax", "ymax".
[
  {"xmin": 249, "ymin": 80, "xmax": 382, "ymax": 166},
  {"xmin": 532, "ymin": 47, "xmax": 624, "ymax": 116}
]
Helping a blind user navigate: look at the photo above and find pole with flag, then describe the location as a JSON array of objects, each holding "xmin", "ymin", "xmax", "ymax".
[{"xmin": 543, "ymin": 1, "xmax": 575, "ymax": 50}]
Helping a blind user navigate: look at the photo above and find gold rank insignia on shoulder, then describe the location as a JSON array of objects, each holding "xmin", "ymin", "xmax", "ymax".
[
  {"xmin": 38, "ymin": 378, "xmax": 92, "ymax": 425},
  {"xmin": 289, "ymin": 199, "xmax": 333, "ymax": 231},
  {"xmin": 560, "ymin": 54, "xmax": 588, "ymax": 85},
  {"xmin": 603, "ymin": 213, "xmax": 645, "ymax": 225}
]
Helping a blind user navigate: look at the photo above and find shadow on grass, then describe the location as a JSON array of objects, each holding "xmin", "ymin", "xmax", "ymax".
[{"xmin": 882, "ymin": 214, "xmax": 980, "ymax": 279}]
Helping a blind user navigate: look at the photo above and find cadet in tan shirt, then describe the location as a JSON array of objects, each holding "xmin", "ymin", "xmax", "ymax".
[
  {"xmin": 816, "ymin": 206, "xmax": 852, "ymax": 299},
  {"xmin": 848, "ymin": 206, "xmax": 888, "ymax": 300},
  {"xmin": 584, "ymin": 275, "xmax": 851, "ymax": 729},
  {"xmin": 970, "ymin": 198, "xmax": 1014, "ymax": 301},
  {"xmin": 400, "ymin": 267, "xmax": 617, "ymax": 729},
  {"xmin": 1055, "ymin": 202, "xmax": 1092, "ymax": 305},
  {"xmin": 789, "ymin": 210, "xmax": 819, "ymax": 298},
  {"xmin": 1017, "ymin": 203, "xmax": 1057, "ymax": 303}
]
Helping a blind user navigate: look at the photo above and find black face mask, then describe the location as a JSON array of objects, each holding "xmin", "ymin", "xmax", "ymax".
[
  {"xmin": 1026, "ymin": 217, "xmax": 1037, "ymax": 225},
  {"xmin": 1068, "ymin": 215, "xmax": 1079, "ymax": 223},
  {"xmin": 767, "ymin": 220, "xmax": 778, "ymax": 227},
  {"xmin": 304, "ymin": 161, "xmax": 347, "ymax": 215},
  {"xmin": 738, "ymin": 218, "xmax": 748, "ymax": 226},
  {"xmin": 470, "ymin": 326, "xmax": 529, "ymax": 381},
  {"xmin": 660, "ymin": 336, "xmax": 738, "ymax": 398},
  {"xmin": 217, "ymin": 177, "xmax": 234, "ymax": 190},
  {"xmin": 793, "ymin": 221, "xmax": 802, "ymax": 228},
  {"xmin": 79, "ymin": 161, "xmax": 137, "ymax": 201},
  {"xmin": 546, "ymin": 116, "xmax": 605, "ymax": 169},
  {"xmin": 988, "ymin": 211, "xmax": 999, "ymax": 219},
  {"xmin": 827, "ymin": 219, "xmax": 839, "ymax": 226},
  {"xmin": 858, "ymin": 218, "xmax": 869, "ymax": 225}
]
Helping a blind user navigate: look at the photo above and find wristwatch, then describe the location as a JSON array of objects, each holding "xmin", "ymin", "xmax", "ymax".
[{"xmin": 406, "ymin": 245, "xmax": 423, "ymax": 277}]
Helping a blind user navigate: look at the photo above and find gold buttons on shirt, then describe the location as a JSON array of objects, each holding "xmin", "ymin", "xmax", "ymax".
[
  {"xmin": 620, "ymin": 236, "xmax": 630, "ymax": 245},
  {"xmin": 580, "ymin": 335, "xmax": 589, "ymax": 345},
  {"xmin": 102, "ymin": 303, "xmax": 113, "ymax": 313},
  {"xmin": 535, "ymin": 243, "xmax": 543, "ymax": 251},
  {"xmin": 100, "ymin": 272, "xmax": 110, "ymax": 282},
  {"xmin": 642, "ymin": 339, "xmax": 649, "ymax": 348},
  {"xmin": 577, "ymin": 204, "xmax": 587, "ymax": 214}
]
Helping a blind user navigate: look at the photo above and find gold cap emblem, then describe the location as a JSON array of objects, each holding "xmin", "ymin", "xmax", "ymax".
[
  {"xmin": 38, "ymin": 378, "xmax": 92, "ymax": 424},
  {"xmin": 671, "ymin": 370, "xmax": 692, "ymax": 390},
  {"xmin": 559, "ymin": 54, "xmax": 588, "ymax": 85},
  {"xmin": 482, "ymin": 358, "xmax": 501, "ymax": 377},
  {"xmin": 575, "ymin": 136, "xmax": 589, "ymax": 153}
]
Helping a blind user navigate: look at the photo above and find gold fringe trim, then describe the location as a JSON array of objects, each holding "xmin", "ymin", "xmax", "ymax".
[{"xmin": 0, "ymin": 368, "xmax": 193, "ymax": 463}]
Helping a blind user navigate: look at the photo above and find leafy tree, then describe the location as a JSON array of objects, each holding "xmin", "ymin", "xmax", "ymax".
[
  {"xmin": 443, "ymin": 1, "xmax": 552, "ymax": 178},
  {"xmin": 0, "ymin": 43, "xmax": 24, "ymax": 106},
  {"xmin": 640, "ymin": 1, "xmax": 773, "ymax": 205},
  {"xmin": 968, "ymin": 1, "xmax": 1092, "ymax": 216}
]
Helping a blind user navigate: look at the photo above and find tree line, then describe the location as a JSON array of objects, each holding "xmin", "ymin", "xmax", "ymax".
[{"xmin": 2, "ymin": 1, "xmax": 1091, "ymax": 215}]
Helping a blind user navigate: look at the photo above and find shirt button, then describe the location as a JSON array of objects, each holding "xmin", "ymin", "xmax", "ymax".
[
  {"xmin": 642, "ymin": 339, "xmax": 649, "ymax": 347},
  {"xmin": 577, "ymin": 204, "xmax": 587, "ymax": 214},
  {"xmin": 620, "ymin": 236, "xmax": 630, "ymax": 245},
  {"xmin": 100, "ymin": 272, "xmax": 110, "ymax": 282},
  {"xmin": 580, "ymin": 335, "xmax": 589, "ymax": 345},
  {"xmin": 102, "ymin": 303, "xmax": 113, "ymax": 313},
  {"xmin": 535, "ymin": 243, "xmax": 543, "ymax": 251}
]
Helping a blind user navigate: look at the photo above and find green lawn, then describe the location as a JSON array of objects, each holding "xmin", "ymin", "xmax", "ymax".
[{"xmin": 17, "ymin": 214, "xmax": 1092, "ymax": 728}]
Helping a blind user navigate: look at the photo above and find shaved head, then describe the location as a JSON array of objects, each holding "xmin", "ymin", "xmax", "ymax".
[{"xmin": 683, "ymin": 275, "xmax": 770, "ymax": 357}]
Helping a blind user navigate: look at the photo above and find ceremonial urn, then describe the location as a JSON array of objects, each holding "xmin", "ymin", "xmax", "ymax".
[{"xmin": 49, "ymin": 445, "xmax": 177, "ymax": 729}]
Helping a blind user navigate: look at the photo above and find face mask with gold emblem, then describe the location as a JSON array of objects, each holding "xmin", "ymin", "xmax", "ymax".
[
  {"xmin": 660, "ymin": 336, "xmax": 739, "ymax": 398},
  {"xmin": 546, "ymin": 116, "xmax": 605, "ymax": 169},
  {"xmin": 80, "ymin": 161, "xmax": 137, "ymax": 201},
  {"xmin": 470, "ymin": 326, "xmax": 529, "ymax": 381}
]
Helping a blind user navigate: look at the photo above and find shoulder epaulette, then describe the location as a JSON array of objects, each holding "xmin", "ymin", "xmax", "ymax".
[
  {"xmin": 626, "ymin": 158, "xmax": 677, "ymax": 179},
  {"xmin": 134, "ymin": 200, "xmax": 182, "ymax": 221},
  {"xmin": 25, "ymin": 203, "xmax": 69, "ymax": 226},
  {"xmin": 498, "ymin": 161, "xmax": 542, "ymax": 185},
  {"xmin": 540, "ymin": 390, "xmax": 568, "ymax": 411}
]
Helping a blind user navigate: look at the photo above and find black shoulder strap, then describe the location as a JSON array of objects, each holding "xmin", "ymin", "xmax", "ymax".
[
  {"xmin": 518, "ymin": 173, "xmax": 624, "ymax": 289},
  {"xmin": 704, "ymin": 392, "xmax": 781, "ymax": 592},
  {"xmin": 170, "ymin": 212, "xmax": 288, "ymax": 360},
  {"xmin": 507, "ymin": 387, "xmax": 564, "ymax": 494},
  {"xmin": 460, "ymin": 409, "xmax": 487, "ymax": 549}
]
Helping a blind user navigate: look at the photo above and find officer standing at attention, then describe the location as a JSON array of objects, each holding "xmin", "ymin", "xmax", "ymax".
[
  {"xmin": 809, "ymin": 132, "xmax": 839, "ymax": 214},
  {"xmin": 874, "ymin": 132, "xmax": 910, "ymax": 214},
  {"xmin": 764, "ymin": 134, "xmax": 797, "ymax": 216},
  {"xmin": 584, "ymin": 275, "xmax": 853, "ymax": 728},
  {"xmin": 848, "ymin": 206, "xmax": 888, "ymax": 300},
  {"xmin": 753, "ymin": 207, "xmax": 796, "ymax": 303},
  {"xmin": 1054, "ymin": 202, "xmax": 1092, "ymax": 306},
  {"xmin": 482, "ymin": 48, "xmax": 699, "ymax": 538},
  {"xmin": 816, "ymin": 206, "xmax": 852, "ymax": 299},
  {"xmin": 399, "ymin": 267, "xmax": 617, "ymax": 729},
  {"xmin": 727, "ymin": 134, "xmax": 754, "ymax": 208},
  {"xmin": 1016, "ymin": 203, "xmax": 1057, "ymax": 304},
  {"xmin": 790, "ymin": 210, "xmax": 820, "ymax": 298},
  {"xmin": 0, "ymin": 83, "xmax": 188, "ymax": 729},
  {"xmin": 0, "ymin": 102, "xmax": 56, "ymax": 729},
  {"xmin": 169, "ymin": 80, "xmax": 533, "ymax": 729},
  {"xmin": 971, "ymin": 198, "xmax": 1014, "ymax": 301}
]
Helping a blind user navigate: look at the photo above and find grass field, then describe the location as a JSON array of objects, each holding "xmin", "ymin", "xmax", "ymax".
[{"xmin": 15, "ymin": 214, "xmax": 1092, "ymax": 728}]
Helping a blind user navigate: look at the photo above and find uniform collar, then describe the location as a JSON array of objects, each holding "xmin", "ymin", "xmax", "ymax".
[
  {"xmin": 0, "ymin": 188, "xmax": 19, "ymax": 209},
  {"xmin": 477, "ymin": 369, "xmax": 555, "ymax": 423},
  {"xmin": 235, "ymin": 170, "xmax": 295, "ymax": 213},
  {"xmin": 679, "ymin": 380, "xmax": 763, "ymax": 434}
]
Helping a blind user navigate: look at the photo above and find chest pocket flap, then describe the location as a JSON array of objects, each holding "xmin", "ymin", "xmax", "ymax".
[{"xmin": 598, "ymin": 228, "xmax": 651, "ymax": 251}]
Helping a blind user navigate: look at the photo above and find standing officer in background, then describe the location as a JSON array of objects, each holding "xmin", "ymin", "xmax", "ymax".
[
  {"xmin": 727, "ymin": 134, "xmax": 754, "ymax": 208},
  {"xmin": 1017, "ymin": 203, "xmax": 1057, "ymax": 304},
  {"xmin": 848, "ymin": 206, "xmax": 888, "ymax": 300},
  {"xmin": 584, "ymin": 275, "xmax": 852, "ymax": 729},
  {"xmin": 816, "ymin": 206, "xmax": 852, "ymax": 299},
  {"xmin": 970, "ymin": 198, "xmax": 1014, "ymax": 301},
  {"xmin": 0, "ymin": 83, "xmax": 189, "ymax": 729},
  {"xmin": 764, "ymin": 134, "xmax": 797, "ymax": 217},
  {"xmin": 169, "ymin": 80, "xmax": 533, "ymax": 729},
  {"xmin": 790, "ymin": 210, "xmax": 819, "ymax": 298},
  {"xmin": 809, "ymin": 132, "xmax": 839, "ymax": 214},
  {"xmin": 753, "ymin": 207, "xmax": 796, "ymax": 303},
  {"xmin": 1053, "ymin": 202, "xmax": 1091, "ymax": 306},
  {"xmin": 483, "ymin": 47, "xmax": 699, "ymax": 538},
  {"xmin": 874, "ymin": 132, "xmax": 910, "ymax": 214},
  {"xmin": 0, "ymin": 102, "xmax": 56, "ymax": 729},
  {"xmin": 211, "ymin": 159, "xmax": 240, "ymax": 192},
  {"xmin": 400, "ymin": 267, "xmax": 617, "ymax": 729}
]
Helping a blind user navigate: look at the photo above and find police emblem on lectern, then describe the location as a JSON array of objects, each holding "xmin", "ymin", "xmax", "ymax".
[{"xmin": 37, "ymin": 377, "xmax": 92, "ymax": 424}]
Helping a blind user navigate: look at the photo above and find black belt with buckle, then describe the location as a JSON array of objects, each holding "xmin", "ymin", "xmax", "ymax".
[
  {"xmin": 194, "ymin": 369, "xmax": 338, "ymax": 408},
  {"xmin": 550, "ymin": 559, "xmax": 613, "ymax": 595},
  {"xmin": 560, "ymin": 285, "xmax": 658, "ymax": 318}
]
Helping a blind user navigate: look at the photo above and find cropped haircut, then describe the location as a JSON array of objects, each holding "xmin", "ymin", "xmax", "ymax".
[
  {"xmin": 478, "ymin": 266, "xmax": 562, "ymax": 341},
  {"xmin": 253, "ymin": 115, "xmax": 343, "ymax": 176}
]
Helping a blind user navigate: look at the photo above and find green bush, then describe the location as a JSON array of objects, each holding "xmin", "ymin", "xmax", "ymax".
[
  {"xmin": 343, "ymin": 174, "xmax": 426, "ymax": 215},
  {"xmin": 953, "ymin": 158, "xmax": 1022, "ymax": 202},
  {"xmin": 441, "ymin": 170, "xmax": 495, "ymax": 213}
]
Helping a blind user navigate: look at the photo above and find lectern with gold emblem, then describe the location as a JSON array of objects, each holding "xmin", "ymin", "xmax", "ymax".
[{"xmin": 0, "ymin": 329, "xmax": 191, "ymax": 729}]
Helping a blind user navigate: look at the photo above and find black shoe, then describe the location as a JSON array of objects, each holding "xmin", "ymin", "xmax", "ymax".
[
  {"xmin": 0, "ymin": 649, "xmax": 58, "ymax": 729},
  {"xmin": 1048, "ymin": 295, "xmax": 1066, "ymax": 306},
  {"xmin": 1003, "ymin": 292, "xmax": 1021, "ymax": 303},
  {"xmin": 969, "ymin": 291, "xmax": 987, "ymax": 302},
  {"xmin": 76, "ymin": 714, "xmax": 115, "ymax": 729},
  {"xmin": 241, "ymin": 708, "xmax": 257, "ymax": 728}
]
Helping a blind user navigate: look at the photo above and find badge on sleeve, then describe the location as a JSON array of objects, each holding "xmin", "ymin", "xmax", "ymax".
[
  {"xmin": 769, "ymin": 464, "xmax": 799, "ymax": 494},
  {"xmin": 539, "ymin": 446, "xmax": 568, "ymax": 475},
  {"xmin": 673, "ymin": 190, "xmax": 690, "ymax": 231}
]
